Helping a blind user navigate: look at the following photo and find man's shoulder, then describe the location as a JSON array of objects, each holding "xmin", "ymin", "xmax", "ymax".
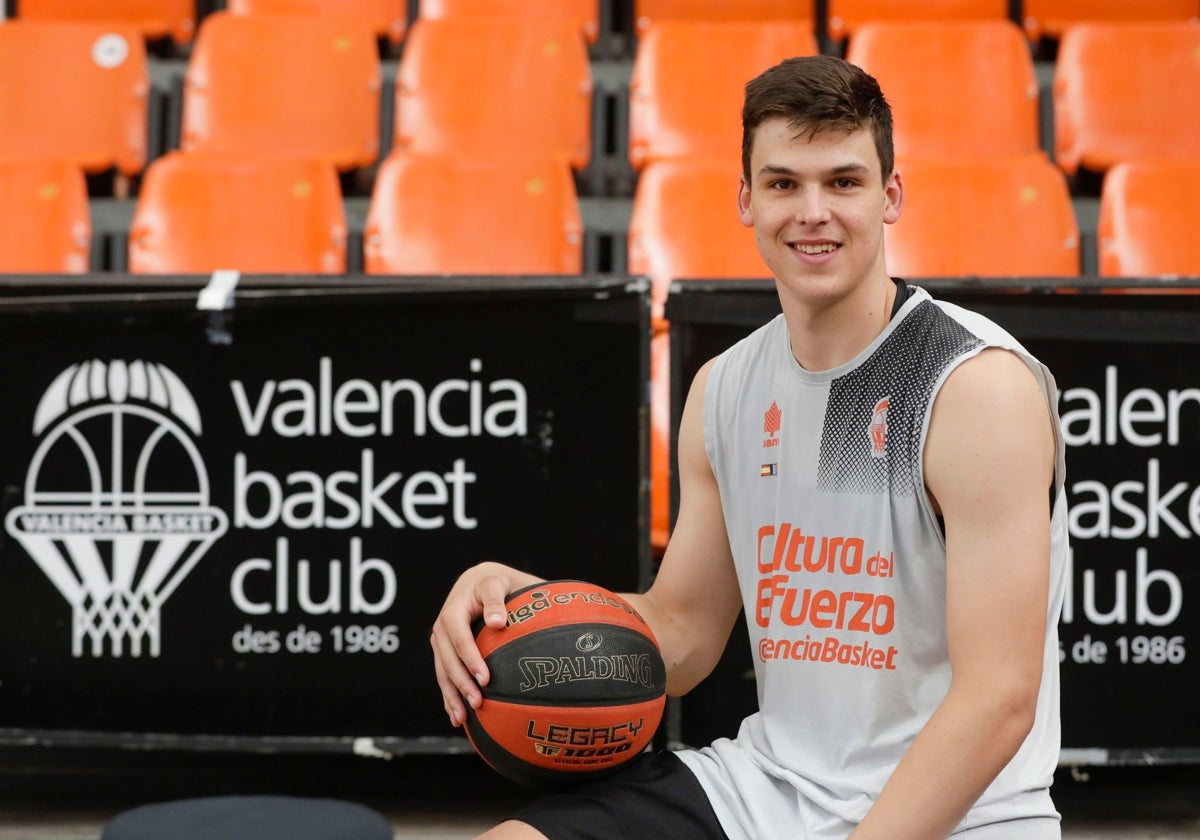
[
  {"xmin": 916, "ymin": 289, "xmax": 1025, "ymax": 353},
  {"xmin": 710, "ymin": 313, "xmax": 787, "ymax": 373}
]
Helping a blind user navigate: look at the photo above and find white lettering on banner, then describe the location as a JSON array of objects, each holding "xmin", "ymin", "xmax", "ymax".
[
  {"xmin": 1061, "ymin": 548, "xmax": 1183, "ymax": 627},
  {"xmin": 1064, "ymin": 634, "xmax": 1187, "ymax": 666},
  {"xmin": 1059, "ymin": 365, "xmax": 1200, "ymax": 448},
  {"xmin": 1067, "ymin": 458, "xmax": 1200, "ymax": 540},
  {"xmin": 220, "ymin": 355, "xmax": 526, "ymax": 650},
  {"xmin": 8, "ymin": 355, "xmax": 529, "ymax": 659},
  {"xmin": 231, "ymin": 623, "xmax": 401, "ymax": 654},
  {"xmin": 229, "ymin": 357, "xmax": 527, "ymax": 439},
  {"xmin": 232, "ymin": 451, "xmax": 478, "ymax": 531},
  {"xmin": 230, "ymin": 536, "xmax": 397, "ymax": 616},
  {"xmin": 15, "ymin": 512, "xmax": 223, "ymax": 535},
  {"xmin": 1057, "ymin": 363, "xmax": 1196, "ymax": 646}
]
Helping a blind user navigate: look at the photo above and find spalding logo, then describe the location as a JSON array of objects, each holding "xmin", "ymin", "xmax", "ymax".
[
  {"xmin": 575, "ymin": 632, "xmax": 603, "ymax": 653},
  {"xmin": 517, "ymin": 654, "xmax": 656, "ymax": 692}
]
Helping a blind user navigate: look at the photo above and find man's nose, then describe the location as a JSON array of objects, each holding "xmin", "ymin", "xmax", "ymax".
[{"xmin": 793, "ymin": 186, "xmax": 831, "ymax": 225}]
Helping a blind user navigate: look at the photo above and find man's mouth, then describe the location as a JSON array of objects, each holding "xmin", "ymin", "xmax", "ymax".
[{"xmin": 791, "ymin": 242, "xmax": 840, "ymax": 255}]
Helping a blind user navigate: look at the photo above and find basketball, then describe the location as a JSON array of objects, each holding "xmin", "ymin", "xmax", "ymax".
[{"xmin": 464, "ymin": 579, "xmax": 667, "ymax": 789}]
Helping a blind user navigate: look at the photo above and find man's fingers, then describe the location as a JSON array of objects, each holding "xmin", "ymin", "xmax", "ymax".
[
  {"xmin": 477, "ymin": 574, "xmax": 512, "ymax": 630},
  {"xmin": 451, "ymin": 623, "xmax": 490, "ymax": 690},
  {"xmin": 429, "ymin": 594, "xmax": 491, "ymax": 727},
  {"xmin": 432, "ymin": 641, "xmax": 471, "ymax": 727},
  {"xmin": 431, "ymin": 626, "xmax": 482, "ymax": 724}
]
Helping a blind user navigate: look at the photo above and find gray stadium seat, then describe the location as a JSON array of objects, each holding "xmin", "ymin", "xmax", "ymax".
[{"xmin": 101, "ymin": 795, "xmax": 393, "ymax": 840}]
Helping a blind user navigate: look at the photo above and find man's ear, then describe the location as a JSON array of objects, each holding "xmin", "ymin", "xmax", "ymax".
[
  {"xmin": 883, "ymin": 169, "xmax": 904, "ymax": 225},
  {"xmin": 737, "ymin": 176, "xmax": 754, "ymax": 228}
]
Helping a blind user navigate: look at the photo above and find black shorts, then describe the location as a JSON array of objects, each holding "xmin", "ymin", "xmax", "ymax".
[{"xmin": 510, "ymin": 750, "xmax": 729, "ymax": 840}]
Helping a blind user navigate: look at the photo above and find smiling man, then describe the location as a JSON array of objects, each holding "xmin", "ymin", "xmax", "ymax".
[{"xmin": 431, "ymin": 55, "xmax": 1070, "ymax": 840}]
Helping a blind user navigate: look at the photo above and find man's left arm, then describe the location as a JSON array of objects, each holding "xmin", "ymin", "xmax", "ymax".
[{"xmin": 850, "ymin": 348, "xmax": 1057, "ymax": 840}]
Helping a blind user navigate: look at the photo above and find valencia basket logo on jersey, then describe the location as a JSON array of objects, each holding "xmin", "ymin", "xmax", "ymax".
[
  {"xmin": 869, "ymin": 397, "xmax": 890, "ymax": 459},
  {"xmin": 4, "ymin": 360, "xmax": 228, "ymax": 658}
]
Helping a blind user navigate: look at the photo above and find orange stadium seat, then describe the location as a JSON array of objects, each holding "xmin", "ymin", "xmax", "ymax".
[
  {"xmin": 0, "ymin": 21, "xmax": 148, "ymax": 176},
  {"xmin": 393, "ymin": 18, "xmax": 592, "ymax": 171},
  {"xmin": 629, "ymin": 158, "xmax": 771, "ymax": 553},
  {"xmin": 0, "ymin": 160, "xmax": 90, "ymax": 274},
  {"xmin": 1054, "ymin": 21, "xmax": 1200, "ymax": 179},
  {"xmin": 633, "ymin": 0, "xmax": 815, "ymax": 32},
  {"xmin": 826, "ymin": 0, "xmax": 1008, "ymax": 43},
  {"xmin": 17, "ymin": 0, "xmax": 196, "ymax": 46},
  {"xmin": 180, "ymin": 11, "xmax": 381, "ymax": 171},
  {"xmin": 364, "ymin": 153, "xmax": 583, "ymax": 275},
  {"xmin": 629, "ymin": 158, "xmax": 769, "ymax": 322},
  {"xmin": 128, "ymin": 152, "xmax": 347, "ymax": 274},
  {"xmin": 1023, "ymin": 0, "xmax": 1199, "ymax": 44},
  {"xmin": 648, "ymin": 331, "xmax": 672, "ymax": 553},
  {"xmin": 226, "ymin": 0, "xmax": 407, "ymax": 44},
  {"xmin": 1098, "ymin": 159, "xmax": 1200, "ymax": 278},
  {"xmin": 886, "ymin": 155, "xmax": 1080, "ymax": 277},
  {"xmin": 628, "ymin": 20, "xmax": 818, "ymax": 170},
  {"xmin": 845, "ymin": 20, "xmax": 1039, "ymax": 160},
  {"xmin": 419, "ymin": 0, "xmax": 599, "ymax": 43}
]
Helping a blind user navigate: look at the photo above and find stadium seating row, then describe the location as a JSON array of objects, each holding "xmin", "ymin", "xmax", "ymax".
[
  {"xmin": 11, "ymin": 0, "xmax": 597, "ymax": 48},
  {"xmin": 4, "ymin": 14, "xmax": 1199, "ymax": 191},
  {"xmin": 5, "ymin": 152, "xmax": 1196, "ymax": 278},
  {"xmin": 0, "ymin": 13, "xmax": 593, "ymax": 180},
  {"xmin": 12, "ymin": 0, "xmax": 1200, "ymax": 51},
  {"xmin": 3, "ymin": 10, "xmax": 1198, "ymax": 282},
  {"xmin": 0, "ymin": 152, "xmax": 582, "ymax": 275}
]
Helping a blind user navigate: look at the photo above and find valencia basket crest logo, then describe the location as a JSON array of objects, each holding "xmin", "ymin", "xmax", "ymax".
[{"xmin": 4, "ymin": 360, "xmax": 228, "ymax": 658}]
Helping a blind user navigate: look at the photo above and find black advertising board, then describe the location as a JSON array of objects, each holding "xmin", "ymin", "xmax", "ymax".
[
  {"xmin": 0, "ymin": 276, "xmax": 649, "ymax": 752},
  {"xmin": 666, "ymin": 278, "xmax": 1200, "ymax": 764}
]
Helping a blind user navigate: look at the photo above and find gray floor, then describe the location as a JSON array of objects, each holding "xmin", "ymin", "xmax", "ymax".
[{"xmin": 1, "ymin": 749, "xmax": 1198, "ymax": 839}]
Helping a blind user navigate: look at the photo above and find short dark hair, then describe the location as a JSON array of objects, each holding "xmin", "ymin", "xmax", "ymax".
[{"xmin": 741, "ymin": 55, "xmax": 894, "ymax": 182}]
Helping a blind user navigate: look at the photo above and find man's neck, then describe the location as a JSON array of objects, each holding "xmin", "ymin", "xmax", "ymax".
[{"xmin": 779, "ymin": 273, "xmax": 898, "ymax": 372}]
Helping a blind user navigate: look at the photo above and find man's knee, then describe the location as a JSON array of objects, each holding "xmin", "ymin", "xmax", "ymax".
[{"xmin": 476, "ymin": 819, "xmax": 551, "ymax": 840}]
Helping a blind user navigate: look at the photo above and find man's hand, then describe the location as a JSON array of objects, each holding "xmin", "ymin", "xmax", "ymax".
[{"xmin": 430, "ymin": 562, "xmax": 543, "ymax": 727}]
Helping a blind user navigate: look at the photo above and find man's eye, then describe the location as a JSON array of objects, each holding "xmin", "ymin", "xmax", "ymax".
[{"xmin": 835, "ymin": 178, "xmax": 856, "ymax": 189}]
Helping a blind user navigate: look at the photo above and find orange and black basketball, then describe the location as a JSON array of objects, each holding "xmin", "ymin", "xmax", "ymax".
[{"xmin": 464, "ymin": 580, "xmax": 667, "ymax": 789}]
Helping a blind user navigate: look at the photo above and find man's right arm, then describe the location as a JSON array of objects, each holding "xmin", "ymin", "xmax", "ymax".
[
  {"xmin": 623, "ymin": 357, "xmax": 742, "ymax": 696},
  {"xmin": 431, "ymin": 358, "xmax": 741, "ymax": 724}
]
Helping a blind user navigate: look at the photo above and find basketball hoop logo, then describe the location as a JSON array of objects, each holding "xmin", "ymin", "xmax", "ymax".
[{"xmin": 4, "ymin": 360, "xmax": 228, "ymax": 657}]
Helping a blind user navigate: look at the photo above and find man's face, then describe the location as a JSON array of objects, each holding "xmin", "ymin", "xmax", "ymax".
[{"xmin": 738, "ymin": 118, "xmax": 903, "ymax": 305}]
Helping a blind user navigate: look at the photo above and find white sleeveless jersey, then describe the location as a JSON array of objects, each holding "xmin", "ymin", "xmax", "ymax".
[{"xmin": 676, "ymin": 286, "xmax": 1069, "ymax": 839}]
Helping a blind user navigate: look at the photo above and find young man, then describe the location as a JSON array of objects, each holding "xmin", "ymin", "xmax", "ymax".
[{"xmin": 431, "ymin": 55, "xmax": 1069, "ymax": 839}]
